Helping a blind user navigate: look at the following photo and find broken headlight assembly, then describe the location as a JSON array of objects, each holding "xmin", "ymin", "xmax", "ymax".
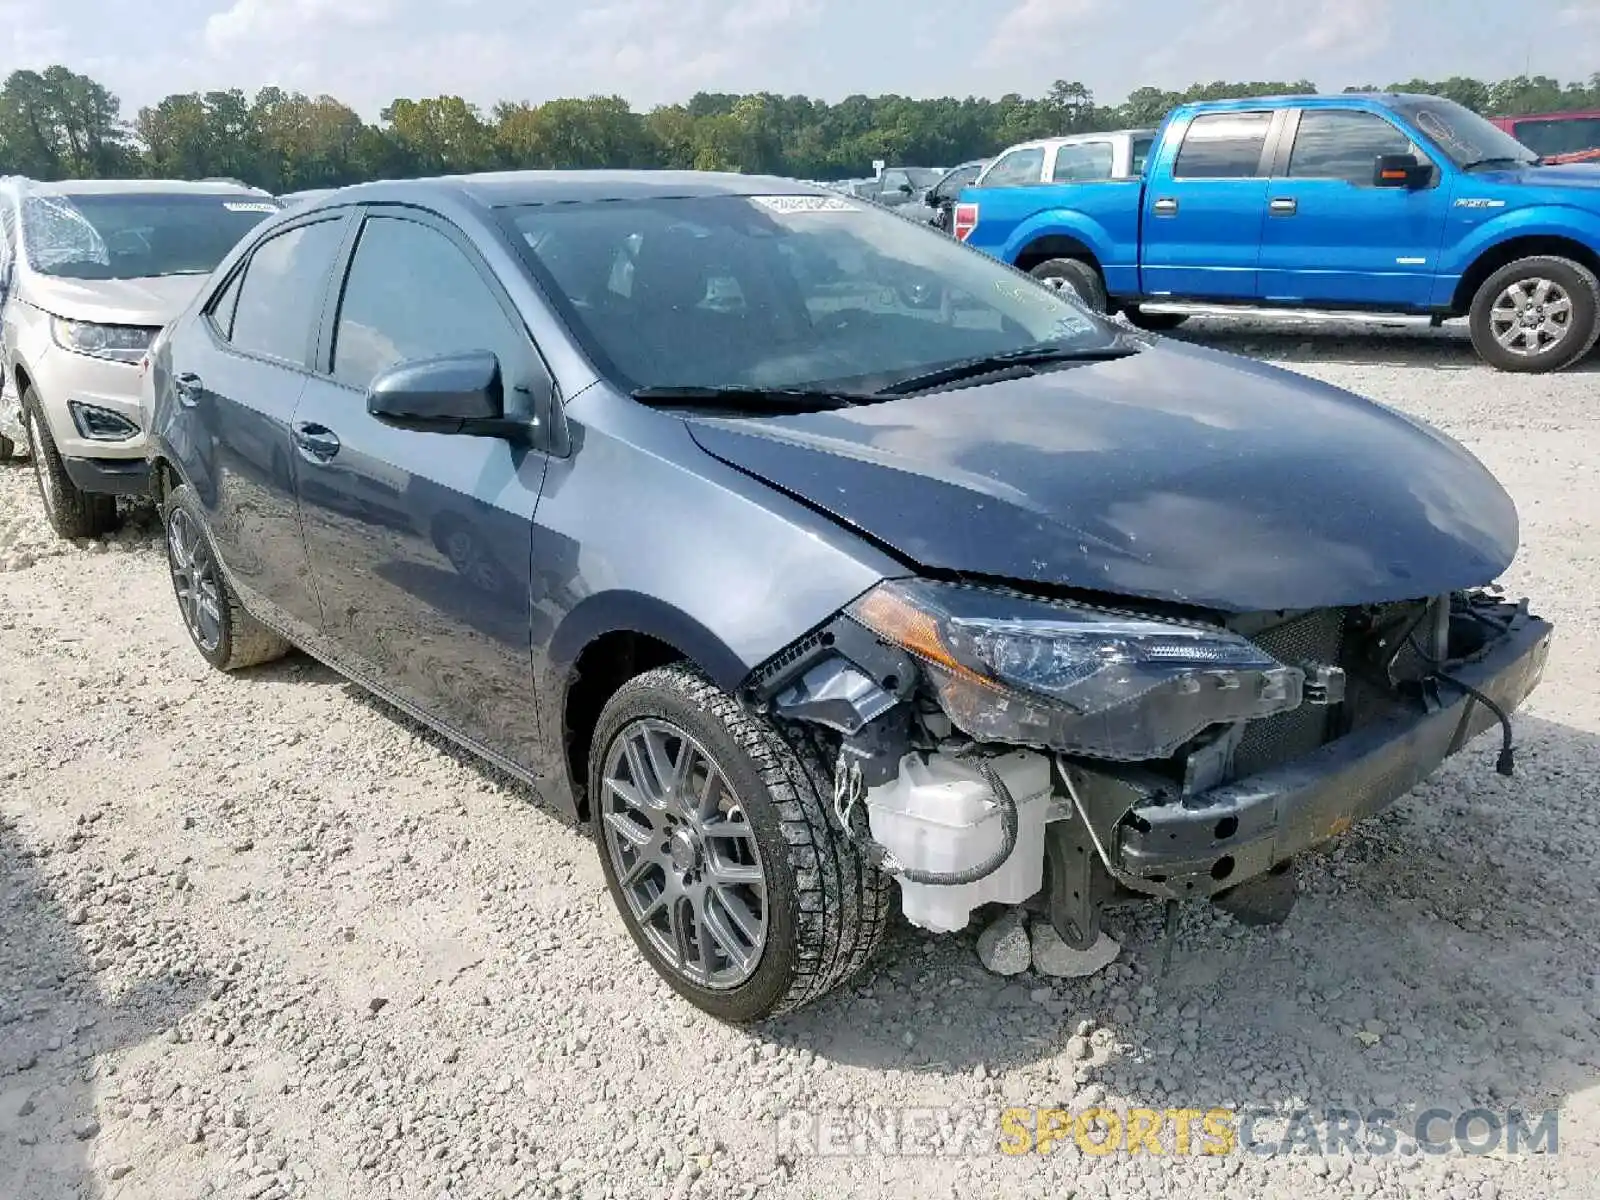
[{"xmin": 846, "ymin": 579, "xmax": 1304, "ymax": 761}]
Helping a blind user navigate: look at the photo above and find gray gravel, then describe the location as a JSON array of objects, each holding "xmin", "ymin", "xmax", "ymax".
[{"xmin": 2, "ymin": 315, "xmax": 1598, "ymax": 1199}]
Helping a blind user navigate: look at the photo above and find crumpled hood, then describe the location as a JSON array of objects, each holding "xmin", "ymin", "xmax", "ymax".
[
  {"xmin": 684, "ymin": 339, "xmax": 1519, "ymax": 613},
  {"xmin": 22, "ymin": 273, "xmax": 206, "ymax": 327}
]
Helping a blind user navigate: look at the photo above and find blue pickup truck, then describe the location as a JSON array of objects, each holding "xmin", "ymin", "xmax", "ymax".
[{"xmin": 954, "ymin": 92, "xmax": 1600, "ymax": 372}]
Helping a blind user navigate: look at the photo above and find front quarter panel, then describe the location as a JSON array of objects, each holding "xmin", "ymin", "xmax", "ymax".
[
  {"xmin": 530, "ymin": 384, "xmax": 903, "ymax": 783},
  {"xmin": 1434, "ymin": 191, "xmax": 1600, "ymax": 306}
]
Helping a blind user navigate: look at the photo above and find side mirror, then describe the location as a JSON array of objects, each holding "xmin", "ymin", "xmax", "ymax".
[
  {"xmin": 1373, "ymin": 153, "xmax": 1430, "ymax": 188},
  {"xmin": 366, "ymin": 350, "xmax": 525, "ymax": 439}
]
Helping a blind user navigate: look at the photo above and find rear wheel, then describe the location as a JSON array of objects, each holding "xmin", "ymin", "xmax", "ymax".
[
  {"xmin": 1123, "ymin": 304, "xmax": 1190, "ymax": 332},
  {"xmin": 163, "ymin": 483, "xmax": 292, "ymax": 671},
  {"xmin": 1468, "ymin": 255, "xmax": 1600, "ymax": 372},
  {"xmin": 590, "ymin": 664, "xmax": 891, "ymax": 1023},
  {"xmin": 1028, "ymin": 257, "xmax": 1109, "ymax": 313},
  {"xmin": 21, "ymin": 388, "xmax": 117, "ymax": 540}
]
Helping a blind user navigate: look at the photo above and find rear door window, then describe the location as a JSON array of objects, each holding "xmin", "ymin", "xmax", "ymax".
[
  {"xmin": 1173, "ymin": 113, "xmax": 1274, "ymax": 179},
  {"xmin": 226, "ymin": 218, "xmax": 347, "ymax": 365},
  {"xmin": 980, "ymin": 148, "xmax": 1046, "ymax": 186}
]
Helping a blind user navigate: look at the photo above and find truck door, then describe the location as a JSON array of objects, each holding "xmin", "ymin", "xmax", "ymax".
[
  {"xmin": 1139, "ymin": 110, "xmax": 1275, "ymax": 299},
  {"xmin": 1256, "ymin": 107, "xmax": 1452, "ymax": 308}
]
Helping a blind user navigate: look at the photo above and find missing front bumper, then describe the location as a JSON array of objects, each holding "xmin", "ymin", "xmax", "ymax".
[{"xmin": 1056, "ymin": 608, "xmax": 1552, "ymax": 905}]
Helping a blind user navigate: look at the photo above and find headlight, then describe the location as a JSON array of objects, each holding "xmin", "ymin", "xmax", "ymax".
[
  {"xmin": 50, "ymin": 317, "xmax": 156, "ymax": 363},
  {"xmin": 847, "ymin": 579, "xmax": 1303, "ymax": 760}
]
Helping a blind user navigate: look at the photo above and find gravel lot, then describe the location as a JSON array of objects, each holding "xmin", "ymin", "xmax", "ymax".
[{"xmin": 2, "ymin": 317, "xmax": 1598, "ymax": 1200}]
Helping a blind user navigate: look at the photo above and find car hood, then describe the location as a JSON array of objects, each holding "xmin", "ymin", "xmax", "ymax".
[
  {"xmin": 1480, "ymin": 161, "xmax": 1600, "ymax": 190},
  {"xmin": 22, "ymin": 273, "xmax": 207, "ymax": 327},
  {"xmin": 682, "ymin": 340, "xmax": 1519, "ymax": 613}
]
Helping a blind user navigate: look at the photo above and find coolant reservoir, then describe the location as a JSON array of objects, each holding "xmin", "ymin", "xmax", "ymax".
[{"xmin": 864, "ymin": 749, "xmax": 1054, "ymax": 933}]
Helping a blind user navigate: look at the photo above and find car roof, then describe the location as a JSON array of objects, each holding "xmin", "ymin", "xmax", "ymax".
[
  {"xmin": 996, "ymin": 129, "xmax": 1155, "ymax": 153},
  {"xmin": 1169, "ymin": 92, "xmax": 1457, "ymax": 116},
  {"xmin": 6, "ymin": 177, "xmax": 272, "ymax": 198},
  {"xmin": 315, "ymin": 170, "xmax": 824, "ymax": 210}
]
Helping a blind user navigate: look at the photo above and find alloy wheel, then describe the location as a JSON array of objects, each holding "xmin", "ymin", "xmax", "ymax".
[
  {"xmin": 167, "ymin": 507, "xmax": 224, "ymax": 654},
  {"xmin": 1490, "ymin": 277, "xmax": 1574, "ymax": 357},
  {"xmin": 599, "ymin": 718, "xmax": 768, "ymax": 990}
]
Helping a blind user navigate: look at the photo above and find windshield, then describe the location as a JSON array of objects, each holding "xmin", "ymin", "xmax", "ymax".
[
  {"xmin": 21, "ymin": 192, "xmax": 280, "ymax": 280},
  {"xmin": 502, "ymin": 193, "xmax": 1114, "ymax": 397},
  {"xmin": 1511, "ymin": 116, "xmax": 1600, "ymax": 158},
  {"xmin": 1389, "ymin": 97, "xmax": 1539, "ymax": 168}
]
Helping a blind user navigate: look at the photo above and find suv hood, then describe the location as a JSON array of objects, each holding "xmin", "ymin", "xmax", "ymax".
[
  {"xmin": 22, "ymin": 273, "xmax": 206, "ymax": 327},
  {"xmin": 683, "ymin": 340, "xmax": 1518, "ymax": 613}
]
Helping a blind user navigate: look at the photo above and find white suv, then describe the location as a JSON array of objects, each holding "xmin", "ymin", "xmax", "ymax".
[{"xmin": 0, "ymin": 178, "xmax": 279, "ymax": 537}]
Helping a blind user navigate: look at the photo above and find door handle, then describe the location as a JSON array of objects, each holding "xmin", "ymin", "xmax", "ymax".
[
  {"xmin": 291, "ymin": 421, "xmax": 341, "ymax": 462},
  {"xmin": 1152, "ymin": 197, "xmax": 1179, "ymax": 215},
  {"xmin": 1269, "ymin": 197, "xmax": 1298, "ymax": 215},
  {"xmin": 173, "ymin": 372, "xmax": 203, "ymax": 407}
]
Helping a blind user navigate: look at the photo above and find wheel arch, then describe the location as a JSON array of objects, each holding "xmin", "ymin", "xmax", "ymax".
[
  {"xmin": 1013, "ymin": 232, "xmax": 1105, "ymax": 276},
  {"xmin": 1451, "ymin": 233, "xmax": 1600, "ymax": 314},
  {"xmin": 550, "ymin": 592, "xmax": 754, "ymax": 819}
]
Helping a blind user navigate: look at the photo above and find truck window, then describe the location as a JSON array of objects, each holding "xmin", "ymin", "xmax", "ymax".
[
  {"xmin": 981, "ymin": 148, "xmax": 1046, "ymax": 187},
  {"xmin": 1131, "ymin": 135, "xmax": 1155, "ymax": 174},
  {"xmin": 1288, "ymin": 110, "xmax": 1416, "ymax": 183},
  {"xmin": 1511, "ymin": 116, "xmax": 1600, "ymax": 158},
  {"xmin": 1172, "ymin": 113, "xmax": 1273, "ymax": 179},
  {"xmin": 1051, "ymin": 142, "xmax": 1114, "ymax": 182}
]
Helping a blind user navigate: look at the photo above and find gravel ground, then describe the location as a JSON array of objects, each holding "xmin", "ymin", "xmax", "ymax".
[{"xmin": 2, "ymin": 316, "xmax": 1598, "ymax": 1200}]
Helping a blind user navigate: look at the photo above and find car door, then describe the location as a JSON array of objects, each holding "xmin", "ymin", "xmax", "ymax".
[
  {"xmin": 1256, "ymin": 108, "xmax": 1451, "ymax": 307},
  {"xmin": 291, "ymin": 207, "xmax": 551, "ymax": 771},
  {"xmin": 166, "ymin": 212, "xmax": 351, "ymax": 638},
  {"xmin": 1139, "ymin": 110, "xmax": 1277, "ymax": 299},
  {"xmin": 929, "ymin": 164, "xmax": 983, "ymax": 229}
]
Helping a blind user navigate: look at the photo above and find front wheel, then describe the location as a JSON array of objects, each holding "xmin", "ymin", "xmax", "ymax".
[
  {"xmin": 1468, "ymin": 255, "xmax": 1600, "ymax": 372},
  {"xmin": 1028, "ymin": 257, "xmax": 1109, "ymax": 313},
  {"xmin": 21, "ymin": 389, "xmax": 118, "ymax": 540},
  {"xmin": 590, "ymin": 664, "xmax": 891, "ymax": 1023}
]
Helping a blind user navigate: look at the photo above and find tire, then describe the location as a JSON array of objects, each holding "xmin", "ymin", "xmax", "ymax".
[
  {"xmin": 21, "ymin": 388, "xmax": 118, "ymax": 540},
  {"xmin": 1123, "ymin": 305, "xmax": 1190, "ymax": 332},
  {"xmin": 1028, "ymin": 257, "xmax": 1109, "ymax": 313},
  {"xmin": 589, "ymin": 664, "xmax": 891, "ymax": 1023},
  {"xmin": 162, "ymin": 482, "xmax": 292, "ymax": 672},
  {"xmin": 1468, "ymin": 255, "xmax": 1600, "ymax": 373},
  {"xmin": 0, "ymin": 434, "xmax": 13, "ymax": 461}
]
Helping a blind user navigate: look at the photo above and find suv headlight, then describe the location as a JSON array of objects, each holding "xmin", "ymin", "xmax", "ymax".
[
  {"xmin": 50, "ymin": 317, "xmax": 157, "ymax": 363},
  {"xmin": 847, "ymin": 579, "xmax": 1304, "ymax": 760}
]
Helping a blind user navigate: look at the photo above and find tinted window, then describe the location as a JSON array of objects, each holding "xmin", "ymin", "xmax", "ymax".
[
  {"xmin": 1131, "ymin": 136, "xmax": 1155, "ymax": 174},
  {"xmin": 229, "ymin": 219, "xmax": 345, "ymax": 364},
  {"xmin": 504, "ymin": 193, "xmax": 1113, "ymax": 398},
  {"xmin": 1173, "ymin": 113, "xmax": 1272, "ymax": 179},
  {"xmin": 20, "ymin": 192, "xmax": 280, "ymax": 280},
  {"xmin": 1288, "ymin": 110, "xmax": 1416, "ymax": 182},
  {"xmin": 981, "ymin": 148, "xmax": 1045, "ymax": 186},
  {"xmin": 1512, "ymin": 116, "xmax": 1600, "ymax": 157},
  {"xmin": 332, "ymin": 216, "xmax": 523, "ymax": 391},
  {"xmin": 1051, "ymin": 142, "xmax": 1114, "ymax": 182},
  {"xmin": 933, "ymin": 165, "xmax": 982, "ymax": 201}
]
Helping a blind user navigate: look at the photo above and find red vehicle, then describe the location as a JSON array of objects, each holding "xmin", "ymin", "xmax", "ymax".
[{"xmin": 1488, "ymin": 110, "xmax": 1600, "ymax": 164}]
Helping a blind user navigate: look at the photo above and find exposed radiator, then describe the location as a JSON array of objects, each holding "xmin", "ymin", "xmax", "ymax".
[{"xmin": 1232, "ymin": 608, "xmax": 1348, "ymax": 780}]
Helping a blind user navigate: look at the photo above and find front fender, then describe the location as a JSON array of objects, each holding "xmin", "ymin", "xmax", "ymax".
[
  {"xmin": 547, "ymin": 590, "xmax": 750, "ymax": 694},
  {"xmin": 1442, "ymin": 204, "xmax": 1600, "ymax": 284}
]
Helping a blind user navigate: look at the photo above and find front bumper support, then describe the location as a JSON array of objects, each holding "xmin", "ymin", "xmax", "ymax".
[{"xmin": 1058, "ymin": 612, "xmax": 1553, "ymax": 902}]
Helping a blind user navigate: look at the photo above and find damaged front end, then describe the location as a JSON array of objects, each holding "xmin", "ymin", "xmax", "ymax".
[{"xmin": 742, "ymin": 581, "xmax": 1553, "ymax": 950}]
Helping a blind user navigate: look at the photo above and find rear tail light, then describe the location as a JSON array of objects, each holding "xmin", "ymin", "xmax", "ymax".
[{"xmin": 952, "ymin": 202, "xmax": 979, "ymax": 242}]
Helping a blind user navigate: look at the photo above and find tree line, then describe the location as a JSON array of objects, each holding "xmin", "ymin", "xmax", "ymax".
[{"xmin": 2, "ymin": 65, "xmax": 1598, "ymax": 192}]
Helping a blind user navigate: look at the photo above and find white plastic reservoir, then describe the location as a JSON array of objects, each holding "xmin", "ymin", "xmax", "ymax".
[{"xmin": 864, "ymin": 749, "xmax": 1054, "ymax": 933}]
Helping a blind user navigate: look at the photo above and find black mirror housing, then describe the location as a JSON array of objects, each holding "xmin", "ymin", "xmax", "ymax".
[
  {"xmin": 1373, "ymin": 153, "xmax": 1429, "ymax": 188},
  {"xmin": 366, "ymin": 350, "xmax": 523, "ymax": 438}
]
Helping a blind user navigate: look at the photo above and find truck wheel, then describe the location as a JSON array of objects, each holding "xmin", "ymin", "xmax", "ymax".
[
  {"xmin": 1123, "ymin": 305, "xmax": 1190, "ymax": 332},
  {"xmin": 1469, "ymin": 255, "xmax": 1600, "ymax": 372},
  {"xmin": 21, "ymin": 387, "xmax": 118, "ymax": 540},
  {"xmin": 163, "ymin": 483, "xmax": 293, "ymax": 671},
  {"xmin": 1029, "ymin": 258, "xmax": 1109, "ymax": 313},
  {"xmin": 590, "ymin": 664, "xmax": 891, "ymax": 1023}
]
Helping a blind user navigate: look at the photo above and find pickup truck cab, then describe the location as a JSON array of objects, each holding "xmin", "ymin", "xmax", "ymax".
[{"xmin": 955, "ymin": 93, "xmax": 1600, "ymax": 371}]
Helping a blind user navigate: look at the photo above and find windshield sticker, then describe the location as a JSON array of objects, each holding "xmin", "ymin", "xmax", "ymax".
[
  {"xmin": 223, "ymin": 201, "xmax": 279, "ymax": 213},
  {"xmin": 1414, "ymin": 111, "xmax": 1480, "ymax": 158},
  {"xmin": 750, "ymin": 194, "xmax": 860, "ymax": 214}
]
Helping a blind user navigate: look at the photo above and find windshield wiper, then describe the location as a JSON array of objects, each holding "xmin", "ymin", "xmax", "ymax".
[
  {"xmin": 875, "ymin": 344, "xmax": 1139, "ymax": 397},
  {"xmin": 1462, "ymin": 156, "xmax": 1534, "ymax": 170},
  {"xmin": 630, "ymin": 385, "xmax": 868, "ymax": 414}
]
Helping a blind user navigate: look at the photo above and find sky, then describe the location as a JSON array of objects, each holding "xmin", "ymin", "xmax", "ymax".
[{"xmin": 4, "ymin": 0, "xmax": 1598, "ymax": 120}]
